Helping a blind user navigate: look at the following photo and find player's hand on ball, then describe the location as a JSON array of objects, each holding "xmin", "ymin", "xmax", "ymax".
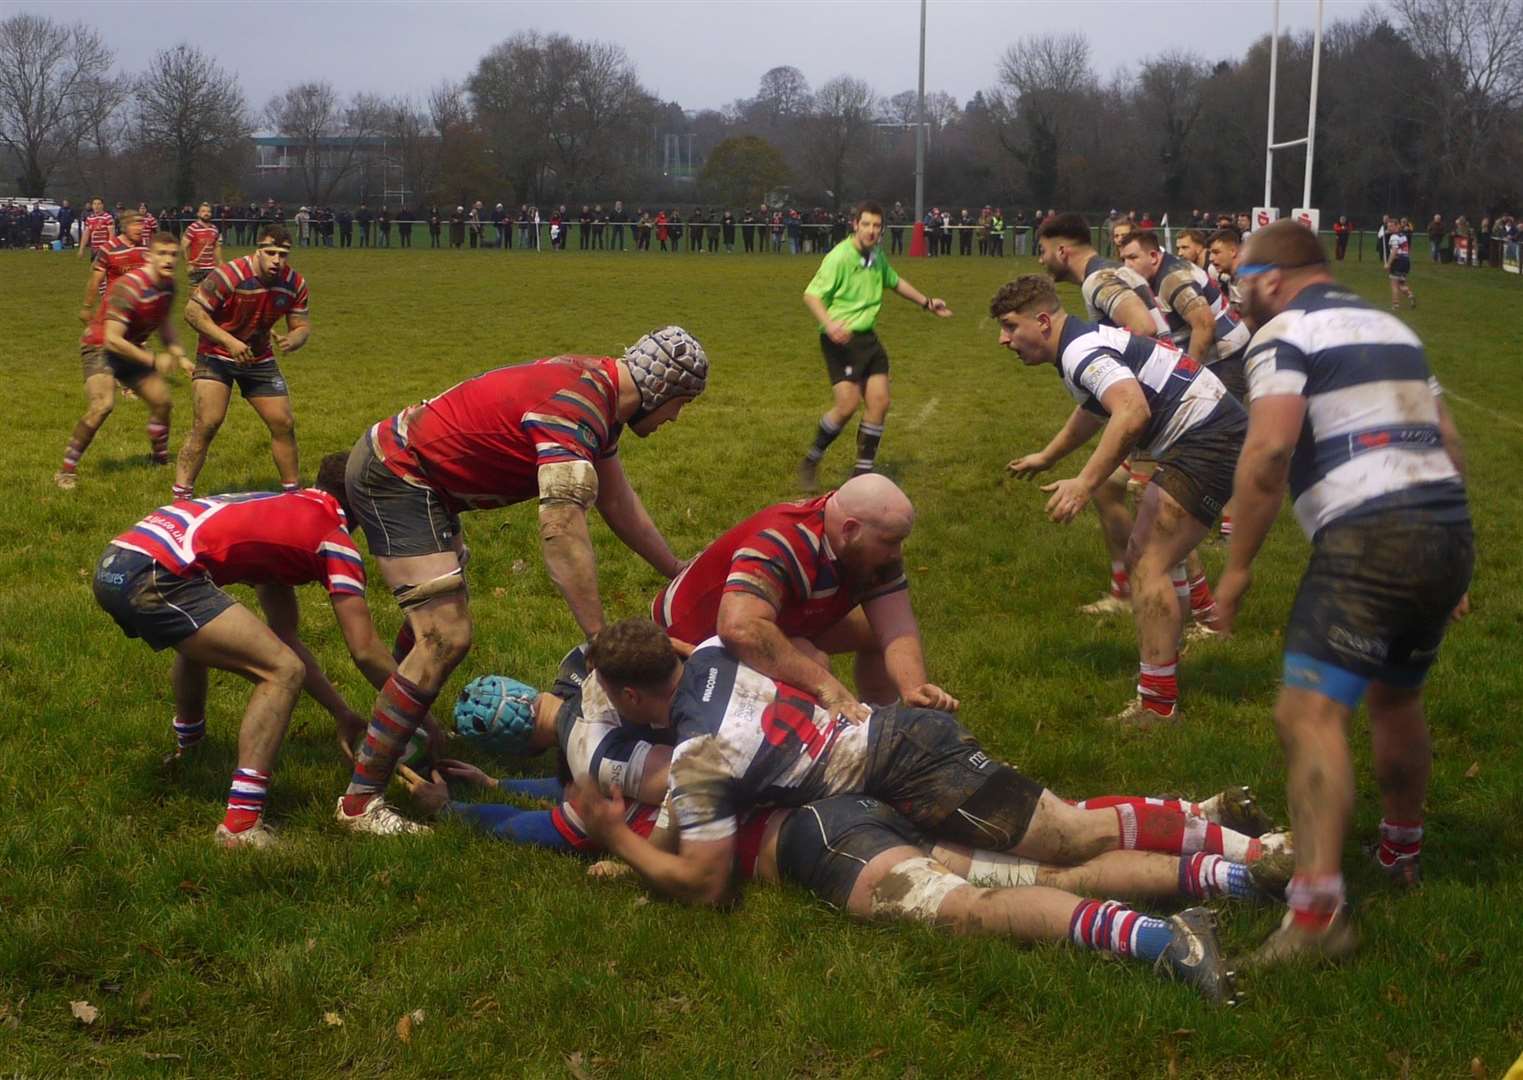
[
  {"xmin": 820, "ymin": 680, "xmax": 871, "ymax": 725},
  {"xmin": 1007, "ymin": 454, "xmax": 1049, "ymax": 480},
  {"xmin": 435, "ymin": 759, "xmax": 495, "ymax": 789},
  {"xmin": 904, "ymin": 683, "xmax": 959, "ymax": 712},
  {"xmin": 569, "ymin": 778, "xmax": 626, "ymax": 843},
  {"xmin": 1041, "ymin": 477, "xmax": 1092, "ymax": 523}
]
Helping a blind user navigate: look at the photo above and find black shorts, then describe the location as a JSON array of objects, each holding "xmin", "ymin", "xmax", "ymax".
[
  {"xmin": 864, "ymin": 706, "xmax": 1045, "ymax": 850},
  {"xmin": 1151, "ymin": 415, "xmax": 1246, "ymax": 527},
  {"xmin": 344, "ymin": 430, "xmax": 461, "ymax": 558},
  {"xmin": 821, "ymin": 331, "xmax": 889, "ymax": 385},
  {"xmin": 188, "ymin": 268, "xmax": 212, "ymax": 286},
  {"xmin": 1283, "ymin": 509, "xmax": 1473, "ymax": 703},
  {"xmin": 192, "ymin": 354, "xmax": 288, "ymax": 398},
  {"xmin": 93, "ymin": 545, "xmax": 235, "ymax": 651},
  {"xmin": 776, "ymin": 796, "xmax": 928, "ymax": 909},
  {"xmin": 81, "ymin": 345, "xmax": 154, "ymax": 390},
  {"xmin": 1207, "ymin": 352, "xmax": 1248, "ymax": 402},
  {"xmin": 1389, "ymin": 256, "xmax": 1411, "ymax": 280}
]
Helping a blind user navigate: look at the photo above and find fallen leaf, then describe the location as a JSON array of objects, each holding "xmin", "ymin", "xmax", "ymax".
[
  {"xmin": 511, "ymin": 560, "xmax": 528, "ymax": 574},
  {"xmin": 632, "ymin": 895, "xmax": 649, "ymax": 907},
  {"xmin": 1464, "ymin": 761, "xmax": 1481, "ymax": 779},
  {"xmin": 177, "ymin": 879, "xmax": 204, "ymax": 896},
  {"xmin": 915, "ymin": 565, "xmax": 929, "ymax": 573},
  {"xmin": 492, "ymin": 587, "xmax": 507, "ymax": 598},
  {"xmin": 69, "ymin": 1000, "xmax": 99, "ymax": 1025},
  {"xmin": 134, "ymin": 989, "xmax": 153, "ymax": 1011},
  {"xmin": 305, "ymin": 938, "xmax": 316, "ymax": 953},
  {"xmin": 323, "ymin": 1012, "xmax": 343, "ymax": 1027},
  {"xmin": 566, "ymin": 1051, "xmax": 592, "ymax": 1080},
  {"xmin": 1384, "ymin": 983, "xmax": 1409, "ymax": 1007},
  {"xmin": 395, "ymin": 1013, "xmax": 413, "ymax": 1043},
  {"xmin": 1471, "ymin": 1057, "xmax": 1485, "ymax": 1079}
]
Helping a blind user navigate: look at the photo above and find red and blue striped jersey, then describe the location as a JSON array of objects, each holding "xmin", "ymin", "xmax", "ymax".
[
  {"xmin": 653, "ymin": 494, "xmax": 907, "ymax": 645},
  {"xmin": 93, "ymin": 234, "xmax": 145, "ymax": 297},
  {"xmin": 110, "ymin": 490, "xmax": 366, "ymax": 596},
  {"xmin": 82, "ymin": 266, "xmax": 174, "ymax": 349},
  {"xmin": 370, "ymin": 356, "xmax": 624, "ymax": 513},
  {"xmin": 193, "ymin": 256, "xmax": 309, "ymax": 361},
  {"xmin": 184, "ymin": 220, "xmax": 220, "ymax": 268},
  {"xmin": 83, "ymin": 211, "xmax": 114, "ymax": 248}
]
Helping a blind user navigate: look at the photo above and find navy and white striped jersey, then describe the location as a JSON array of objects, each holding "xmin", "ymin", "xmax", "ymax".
[
  {"xmin": 553, "ymin": 644, "xmax": 673, "ymax": 804},
  {"xmin": 1080, "ymin": 255, "xmax": 1170, "ymax": 337},
  {"xmin": 1242, "ymin": 282, "xmax": 1468, "ymax": 536},
  {"xmin": 1145, "ymin": 252, "xmax": 1251, "ymax": 361},
  {"xmin": 1055, "ymin": 317, "xmax": 1245, "ymax": 455},
  {"xmin": 666, "ymin": 639, "xmax": 874, "ymax": 842}
]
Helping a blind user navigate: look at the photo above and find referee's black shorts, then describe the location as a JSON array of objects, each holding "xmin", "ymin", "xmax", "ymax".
[{"xmin": 820, "ymin": 331, "xmax": 889, "ymax": 386}]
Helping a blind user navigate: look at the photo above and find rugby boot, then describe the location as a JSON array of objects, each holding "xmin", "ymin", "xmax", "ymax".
[
  {"xmin": 1247, "ymin": 845, "xmax": 1297, "ymax": 899},
  {"xmin": 53, "ymin": 470, "xmax": 77, "ymax": 491},
  {"xmin": 1079, "ymin": 592, "xmax": 1131, "ymax": 617},
  {"xmin": 796, "ymin": 457, "xmax": 820, "ymax": 493},
  {"xmin": 1245, "ymin": 905, "xmax": 1359, "ymax": 969},
  {"xmin": 215, "ymin": 819, "xmax": 278, "ymax": 849},
  {"xmin": 1111, "ymin": 696, "xmax": 1178, "ymax": 729},
  {"xmin": 1156, "ymin": 907, "xmax": 1239, "ymax": 1005},
  {"xmin": 1206, "ymin": 785, "xmax": 1275, "ymax": 838},
  {"xmin": 334, "ymin": 795, "xmax": 431, "ymax": 836},
  {"xmin": 1366, "ymin": 842, "xmax": 1422, "ymax": 889},
  {"xmin": 1181, "ymin": 620, "xmax": 1222, "ymax": 647}
]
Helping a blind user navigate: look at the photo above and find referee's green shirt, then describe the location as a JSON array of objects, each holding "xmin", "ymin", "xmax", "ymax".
[{"xmin": 805, "ymin": 239, "xmax": 901, "ymax": 333}]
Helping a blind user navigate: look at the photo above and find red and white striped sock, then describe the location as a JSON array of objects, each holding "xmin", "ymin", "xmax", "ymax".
[
  {"xmin": 1220, "ymin": 515, "xmax": 1234, "ymax": 539},
  {"xmin": 1188, "ymin": 572, "xmax": 1219, "ymax": 626},
  {"xmin": 1377, "ymin": 819, "xmax": 1423, "ymax": 869},
  {"xmin": 1113, "ymin": 803, "xmax": 1259, "ymax": 862},
  {"xmin": 146, "ymin": 421, "xmax": 170, "ymax": 464},
  {"xmin": 172, "ymin": 482, "xmax": 194, "ymax": 499},
  {"xmin": 1286, "ymin": 873, "xmax": 1344, "ymax": 929},
  {"xmin": 1073, "ymin": 794, "xmax": 1208, "ymax": 817},
  {"xmin": 1137, "ymin": 656, "xmax": 1179, "ymax": 716},
  {"xmin": 223, "ymin": 767, "xmax": 270, "ymax": 832},
  {"xmin": 60, "ymin": 438, "xmax": 85, "ymax": 474},
  {"xmin": 1109, "ymin": 561, "xmax": 1130, "ymax": 599}
]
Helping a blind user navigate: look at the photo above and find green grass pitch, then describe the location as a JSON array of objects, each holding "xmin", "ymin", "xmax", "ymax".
[{"xmin": 3, "ymin": 242, "xmax": 1522, "ymax": 1077}]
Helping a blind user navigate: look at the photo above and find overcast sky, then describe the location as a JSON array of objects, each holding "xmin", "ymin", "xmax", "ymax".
[{"xmin": 24, "ymin": 0, "xmax": 1344, "ymax": 113}]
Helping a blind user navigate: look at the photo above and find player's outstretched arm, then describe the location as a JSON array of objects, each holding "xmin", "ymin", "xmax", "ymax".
[
  {"xmin": 330, "ymin": 593, "xmax": 447, "ymax": 757},
  {"xmin": 1011, "ymin": 406, "xmax": 1106, "ymax": 479},
  {"xmin": 1216, "ymin": 394, "xmax": 1305, "ymax": 632},
  {"xmin": 257, "ymin": 584, "xmax": 367, "ymax": 748},
  {"xmin": 538, "ymin": 502, "xmax": 605, "ymax": 637},
  {"xmin": 572, "ymin": 779, "xmax": 735, "ymax": 906},
  {"xmin": 593, "ymin": 454, "xmax": 683, "ymax": 578},
  {"xmin": 863, "ymin": 589, "xmax": 958, "ymax": 711},
  {"xmin": 892, "ymin": 278, "xmax": 952, "ymax": 316},
  {"xmin": 718, "ymin": 592, "xmax": 870, "ymax": 724},
  {"xmin": 80, "ymin": 268, "xmax": 105, "ymax": 321}
]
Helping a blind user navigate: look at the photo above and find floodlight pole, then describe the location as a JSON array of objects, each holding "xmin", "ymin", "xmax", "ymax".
[{"xmin": 914, "ymin": 0, "xmax": 926, "ymax": 225}]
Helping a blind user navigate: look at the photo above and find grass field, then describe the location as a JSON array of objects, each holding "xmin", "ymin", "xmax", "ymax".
[{"xmin": 4, "ymin": 241, "xmax": 1522, "ymax": 1078}]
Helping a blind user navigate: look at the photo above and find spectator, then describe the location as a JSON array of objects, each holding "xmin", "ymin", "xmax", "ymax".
[
  {"xmin": 295, "ymin": 206, "xmax": 311, "ymax": 247},
  {"xmin": 656, "ymin": 208, "xmax": 669, "ymax": 252},
  {"xmin": 786, "ymin": 208, "xmax": 801, "ymax": 254},
  {"xmin": 610, "ymin": 200, "xmax": 628, "ymax": 251},
  {"xmin": 889, "ymin": 200, "xmax": 907, "ymax": 254},
  {"xmin": 578, "ymin": 204, "xmax": 591, "ymax": 249},
  {"xmin": 923, "ymin": 206, "xmax": 938, "ymax": 257},
  {"xmin": 468, "ymin": 202, "xmax": 482, "ymax": 249},
  {"xmin": 377, "ymin": 206, "xmax": 391, "ymax": 247},
  {"xmin": 669, "ymin": 208, "xmax": 683, "ymax": 253},
  {"xmin": 428, "ymin": 206, "xmax": 442, "ymax": 247},
  {"xmin": 355, "ymin": 202, "xmax": 371, "ymax": 247},
  {"xmin": 722, "ymin": 208, "xmax": 735, "ymax": 252},
  {"xmin": 449, "ymin": 205, "xmax": 465, "ymax": 248},
  {"xmin": 991, "ymin": 208, "xmax": 1005, "ymax": 256},
  {"xmin": 1333, "ymin": 214, "xmax": 1350, "ymax": 261},
  {"xmin": 689, "ymin": 206, "xmax": 703, "ymax": 252},
  {"xmin": 338, "ymin": 205, "xmax": 354, "ymax": 248},
  {"xmin": 741, "ymin": 207, "xmax": 755, "ymax": 253},
  {"xmin": 592, "ymin": 204, "xmax": 605, "ymax": 249},
  {"xmin": 398, "ymin": 206, "xmax": 414, "ymax": 247},
  {"xmin": 56, "ymin": 200, "xmax": 75, "ymax": 248},
  {"xmin": 959, "ymin": 208, "xmax": 974, "ymax": 255}
]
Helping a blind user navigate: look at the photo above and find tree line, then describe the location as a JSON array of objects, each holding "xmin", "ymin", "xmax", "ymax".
[{"xmin": 2, "ymin": 2, "xmax": 1520, "ymax": 218}]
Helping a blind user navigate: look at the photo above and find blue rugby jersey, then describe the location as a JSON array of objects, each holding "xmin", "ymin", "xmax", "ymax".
[
  {"xmin": 1054, "ymin": 317, "xmax": 1245, "ymax": 455},
  {"xmin": 1242, "ymin": 281, "xmax": 1468, "ymax": 536}
]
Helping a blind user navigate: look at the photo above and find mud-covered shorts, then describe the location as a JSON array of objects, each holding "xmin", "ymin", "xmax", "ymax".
[
  {"xmin": 821, "ymin": 330, "xmax": 890, "ymax": 385},
  {"xmin": 864, "ymin": 705, "xmax": 1044, "ymax": 851},
  {"xmin": 93, "ymin": 545, "xmax": 235, "ymax": 650},
  {"xmin": 776, "ymin": 795, "xmax": 929, "ymax": 909},
  {"xmin": 344, "ymin": 430, "xmax": 461, "ymax": 558},
  {"xmin": 1151, "ymin": 413, "xmax": 1246, "ymax": 527},
  {"xmin": 1283, "ymin": 507, "xmax": 1473, "ymax": 704},
  {"xmin": 81, "ymin": 344, "xmax": 154, "ymax": 390},
  {"xmin": 192, "ymin": 354, "xmax": 287, "ymax": 397},
  {"xmin": 1206, "ymin": 352, "xmax": 1248, "ymax": 402}
]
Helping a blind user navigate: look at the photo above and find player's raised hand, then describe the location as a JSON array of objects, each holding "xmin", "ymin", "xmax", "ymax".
[
  {"xmin": 1041, "ymin": 477, "xmax": 1092, "ymax": 524},
  {"xmin": 1007, "ymin": 453, "xmax": 1050, "ymax": 480},
  {"xmin": 903, "ymin": 683, "xmax": 960, "ymax": 712}
]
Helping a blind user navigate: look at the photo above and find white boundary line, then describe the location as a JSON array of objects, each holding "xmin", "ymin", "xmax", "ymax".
[
  {"xmin": 1445, "ymin": 390, "xmax": 1523, "ymax": 433},
  {"xmin": 908, "ymin": 396, "xmax": 940, "ymax": 430}
]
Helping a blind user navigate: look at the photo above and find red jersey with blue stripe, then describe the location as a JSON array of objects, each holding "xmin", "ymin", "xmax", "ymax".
[
  {"xmin": 184, "ymin": 220, "xmax": 220, "ymax": 268},
  {"xmin": 110, "ymin": 490, "xmax": 366, "ymax": 596},
  {"xmin": 93, "ymin": 235, "xmax": 145, "ymax": 297},
  {"xmin": 193, "ymin": 256, "xmax": 309, "ymax": 361},
  {"xmin": 370, "ymin": 356, "xmax": 624, "ymax": 513},
  {"xmin": 83, "ymin": 266, "xmax": 174, "ymax": 350},
  {"xmin": 652, "ymin": 493, "xmax": 908, "ymax": 645}
]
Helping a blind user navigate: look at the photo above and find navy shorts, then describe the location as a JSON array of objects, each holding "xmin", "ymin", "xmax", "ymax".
[
  {"xmin": 1152, "ymin": 415, "xmax": 1246, "ymax": 527},
  {"xmin": 1283, "ymin": 510, "xmax": 1473, "ymax": 704},
  {"xmin": 193, "ymin": 354, "xmax": 288, "ymax": 398},
  {"xmin": 865, "ymin": 706, "xmax": 1045, "ymax": 851},
  {"xmin": 93, "ymin": 545, "xmax": 235, "ymax": 650},
  {"xmin": 344, "ymin": 430, "xmax": 460, "ymax": 558},
  {"xmin": 81, "ymin": 345, "xmax": 154, "ymax": 390},
  {"xmin": 821, "ymin": 331, "xmax": 889, "ymax": 385},
  {"xmin": 776, "ymin": 796, "xmax": 928, "ymax": 909}
]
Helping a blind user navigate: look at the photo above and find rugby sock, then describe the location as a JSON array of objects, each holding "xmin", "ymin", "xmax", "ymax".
[
  {"xmin": 804, "ymin": 415, "xmax": 844, "ymax": 464},
  {"xmin": 854, "ymin": 421, "xmax": 884, "ymax": 476},
  {"xmin": 1188, "ymin": 572, "xmax": 1219, "ymax": 626},
  {"xmin": 1068, "ymin": 899, "xmax": 1173, "ymax": 962},
  {"xmin": 1219, "ymin": 515, "xmax": 1234, "ymax": 539},
  {"xmin": 391, "ymin": 621, "xmax": 416, "ymax": 663},
  {"xmin": 223, "ymin": 767, "xmax": 270, "ymax": 832},
  {"xmin": 1137, "ymin": 656, "xmax": 1179, "ymax": 717},
  {"xmin": 1286, "ymin": 873, "xmax": 1344, "ymax": 929},
  {"xmin": 280, "ymin": 481, "xmax": 299, "ymax": 493},
  {"xmin": 498, "ymin": 776, "xmax": 565, "ymax": 800},
  {"xmin": 450, "ymin": 803, "xmax": 574, "ymax": 851},
  {"xmin": 1170, "ymin": 564, "xmax": 1191, "ymax": 605},
  {"xmin": 172, "ymin": 715, "xmax": 206, "ymax": 751},
  {"xmin": 60, "ymin": 437, "xmax": 86, "ymax": 474},
  {"xmin": 1377, "ymin": 819, "xmax": 1423, "ymax": 870},
  {"xmin": 1114, "ymin": 804, "xmax": 1259, "ymax": 862},
  {"xmin": 1109, "ymin": 561, "xmax": 1130, "ymax": 599},
  {"xmin": 1074, "ymin": 794, "xmax": 1208, "ymax": 817},
  {"xmin": 172, "ymin": 482, "xmax": 194, "ymax": 500},
  {"xmin": 343, "ymin": 673, "xmax": 437, "ymax": 807},
  {"xmin": 146, "ymin": 421, "xmax": 170, "ymax": 464},
  {"xmin": 1180, "ymin": 852, "xmax": 1259, "ymax": 901}
]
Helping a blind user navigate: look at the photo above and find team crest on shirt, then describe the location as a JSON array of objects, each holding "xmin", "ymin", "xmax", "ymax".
[{"xmin": 274, "ymin": 296, "xmax": 290, "ymax": 310}]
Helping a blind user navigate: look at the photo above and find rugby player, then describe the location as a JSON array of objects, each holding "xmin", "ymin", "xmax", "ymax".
[
  {"xmin": 1214, "ymin": 220, "xmax": 1472, "ymax": 964},
  {"xmin": 79, "ymin": 209, "xmax": 144, "ymax": 318},
  {"xmin": 78, "ymin": 197, "xmax": 114, "ymax": 259},
  {"xmin": 181, "ymin": 202, "xmax": 223, "ymax": 288},
  {"xmin": 92, "ymin": 484, "xmax": 441, "ymax": 848},
  {"xmin": 175, "ymin": 224, "xmax": 310, "ymax": 499},
  {"xmin": 1174, "ymin": 229, "xmax": 1210, "ymax": 270},
  {"xmin": 652, "ymin": 475, "xmax": 956, "ymax": 724},
  {"xmin": 56, "ymin": 232, "xmax": 193, "ymax": 490},
  {"xmin": 796, "ymin": 200, "xmax": 951, "ymax": 491},
  {"xmin": 995, "ymin": 275, "xmax": 1245, "ymax": 726},
  {"xmin": 334, "ymin": 328, "xmax": 707, "ymax": 835},
  {"xmin": 1036, "ymin": 213, "xmax": 1171, "ymax": 617},
  {"xmin": 1118, "ymin": 230, "xmax": 1250, "ymax": 383},
  {"xmin": 1385, "ymin": 217, "xmax": 1416, "ymax": 310}
]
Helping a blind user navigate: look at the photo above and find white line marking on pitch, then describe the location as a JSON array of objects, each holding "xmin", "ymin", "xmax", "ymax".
[
  {"xmin": 909, "ymin": 397, "xmax": 940, "ymax": 429},
  {"xmin": 1445, "ymin": 391, "xmax": 1523, "ymax": 432}
]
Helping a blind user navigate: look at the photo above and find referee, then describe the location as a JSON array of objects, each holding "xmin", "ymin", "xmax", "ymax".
[{"xmin": 798, "ymin": 200, "xmax": 952, "ymax": 490}]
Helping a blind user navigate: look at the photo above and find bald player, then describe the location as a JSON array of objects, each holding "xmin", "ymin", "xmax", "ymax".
[{"xmin": 654, "ymin": 474, "xmax": 956, "ymax": 723}]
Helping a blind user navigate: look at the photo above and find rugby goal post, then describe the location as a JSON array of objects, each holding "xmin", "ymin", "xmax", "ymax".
[{"xmin": 1261, "ymin": 0, "xmax": 1325, "ymax": 232}]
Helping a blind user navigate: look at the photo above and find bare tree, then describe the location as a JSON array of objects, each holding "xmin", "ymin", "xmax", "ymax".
[
  {"xmin": 266, "ymin": 81, "xmax": 383, "ymax": 204},
  {"xmin": 380, "ymin": 94, "xmax": 438, "ymax": 208},
  {"xmin": 0, "ymin": 13, "xmax": 113, "ymax": 194},
  {"xmin": 1136, "ymin": 53, "xmax": 1209, "ymax": 210},
  {"xmin": 990, "ymin": 33, "xmax": 1096, "ymax": 208},
  {"xmin": 800, "ymin": 75, "xmax": 879, "ymax": 207},
  {"xmin": 69, "ymin": 72, "xmax": 130, "ymax": 196},
  {"xmin": 136, "ymin": 45, "xmax": 251, "ymax": 206},
  {"xmin": 429, "ymin": 79, "xmax": 492, "ymax": 206}
]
